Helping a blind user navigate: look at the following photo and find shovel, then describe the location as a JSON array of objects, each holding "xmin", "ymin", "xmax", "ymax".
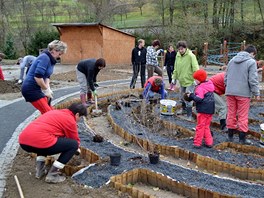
[{"xmin": 92, "ymin": 95, "xmax": 102, "ymax": 115}]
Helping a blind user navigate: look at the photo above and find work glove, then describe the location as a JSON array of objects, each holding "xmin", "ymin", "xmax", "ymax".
[
  {"xmin": 75, "ymin": 148, "xmax": 81, "ymax": 155},
  {"xmin": 183, "ymin": 92, "xmax": 192, "ymax": 102},
  {"xmin": 156, "ymin": 49, "xmax": 161, "ymax": 54},
  {"xmin": 42, "ymin": 87, "xmax": 53, "ymax": 98},
  {"xmin": 92, "ymin": 90, "xmax": 98, "ymax": 97},
  {"xmin": 94, "ymin": 83, "xmax": 99, "ymax": 88}
]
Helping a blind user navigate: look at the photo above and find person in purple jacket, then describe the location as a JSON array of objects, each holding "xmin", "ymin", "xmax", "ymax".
[
  {"xmin": 76, "ymin": 58, "xmax": 106, "ymax": 106},
  {"xmin": 21, "ymin": 40, "xmax": 67, "ymax": 114}
]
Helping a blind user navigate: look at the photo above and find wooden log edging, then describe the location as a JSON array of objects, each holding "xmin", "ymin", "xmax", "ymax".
[
  {"xmin": 53, "ymin": 90, "xmax": 264, "ymax": 180},
  {"xmin": 46, "ymin": 147, "xmax": 100, "ymax": 176},
  {"xmin": 110, "ymin": 168, "xmax": 235, "ymax": 198},
  {"xmin": 107, "ymin": 107, "xmax": 264, "ymax": 181}
]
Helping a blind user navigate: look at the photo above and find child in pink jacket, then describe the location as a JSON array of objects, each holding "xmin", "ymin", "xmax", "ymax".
[{"xmin": 187, "ymin": 69, "xmax": 215, "ymax": 148}]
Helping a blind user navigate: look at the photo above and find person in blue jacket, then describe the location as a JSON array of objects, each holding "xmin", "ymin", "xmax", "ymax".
[{"xmin": 21, "ymin": 40, "xmax": 67, "ymax": 114}]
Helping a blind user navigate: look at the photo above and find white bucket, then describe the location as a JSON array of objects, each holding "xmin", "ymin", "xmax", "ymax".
[{"xmin": 160, "ymin": 99, "xmax": 177, "ymax": 115}]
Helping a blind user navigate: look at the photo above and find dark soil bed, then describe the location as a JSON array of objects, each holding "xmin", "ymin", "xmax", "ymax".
[{"xmin": 74, "ymin": 118, "xmax": 264, "ymax": 198}]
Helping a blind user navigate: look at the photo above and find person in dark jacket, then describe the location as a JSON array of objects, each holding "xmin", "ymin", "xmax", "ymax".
[
  {"xmin": 164, "ymin": 44, "xmax": 176, "ymax": 90},
  {"xmin": 130, "ymin": 39, "xmax": 147, "ymax": 88},
  {"xmin": 21, "ymin": 40, "xmax": 67, "ymax": 114},
  {"xmin": 186, "ymin": 69, "xmax": 215, "ymax": 148},
  {"xmin": 76, "ymin": 58, "xmax": 106, "ymax": 106}
]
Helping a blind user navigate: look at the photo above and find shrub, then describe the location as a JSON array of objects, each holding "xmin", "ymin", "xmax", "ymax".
[
  {"xmin": 3, "ymin": 34, "xmax": 17, "ymax": 59},
  {"xmin": 27, "ymin": 30, "xmax": 59, "ymax": 56}
]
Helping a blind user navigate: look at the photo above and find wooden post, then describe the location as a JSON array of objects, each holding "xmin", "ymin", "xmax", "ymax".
[
  {"xmin": 203, "ymin": 42, "xmax": 208, "ymax": 68},
  {"xmin": 223, "ymin": 40, "xmax": 228, "ymax": 65},
  {"xmin": 14, "ymin": 175, "xmax": 25, "ymax": 198},
  {"xmin": 241, "ymin": 40, "xmax": 246, "ymax": 51}
]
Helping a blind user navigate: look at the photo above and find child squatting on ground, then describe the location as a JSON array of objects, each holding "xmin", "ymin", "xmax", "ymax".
[
  {"xmin": 143, "ymin": 76, "xmax": 167, "ymax": 102},
  {"xmin": 185, "ymin": 69, "xmax": 215, "ymax": 148}
]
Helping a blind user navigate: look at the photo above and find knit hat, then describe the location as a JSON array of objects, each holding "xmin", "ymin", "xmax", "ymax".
[{"xmin": 193, "ymin": 69, "xmax": 207, "ymax": 82}]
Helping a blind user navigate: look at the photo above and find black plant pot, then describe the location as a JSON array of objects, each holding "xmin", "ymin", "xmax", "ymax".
[
  {"xmin": 93, "ymin": 135, "xmax": 104, "ymax": 143},
  {"xmin": 148, "ymin": 153, "xmax": 159, "ymax": 164},
  {"xmin": 110, "ymin": 153, "xmax": 121, "ymax": 166}
]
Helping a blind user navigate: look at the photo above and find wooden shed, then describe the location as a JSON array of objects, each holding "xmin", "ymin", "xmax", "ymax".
[{"xmin": 52, "ymin": 23, "xmax": 135, "ymax": 65}]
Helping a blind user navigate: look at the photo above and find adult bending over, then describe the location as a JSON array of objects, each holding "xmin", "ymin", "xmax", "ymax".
[
  {"xmin": 17, "ymin": 55, "xmax": 36, "ymax": 84},
  {"xmin": 76, "ymin": 58, "xmax": 106, "ymax": 106},
  {"xmin": 21, "ymin": 40, "xmax": 67, "ymax": 114},
  {"xmin": 19, "ymin": 103, "xmax": 87, "ymax": 183}
]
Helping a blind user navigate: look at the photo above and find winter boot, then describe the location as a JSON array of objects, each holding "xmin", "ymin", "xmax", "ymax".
[
  {"xmin": 80, "ymin": 94, "xmax": 88, "ymax": 107},
  {"xmin": 35, "ymin": 156, "xmax": 47, "ymax": 179},
  {"xmin": 227, "ymin": 129, "xmax": 234, "ymax": 142},
  {"xmin": 220, "ymin": 119, "xmax": 228, "ymax": 132},
  {"xmin": 168, "ymin": 84, "xmax": 173, "ymax": 90},
  {"xmin": 176, "ymin": 101, "xmax": 187, "ymax": 115},
  {"xmin": 169, "ymin": 83, "xmax": 175, "ymax": 91},
  {"xmin": 239, "ymin": 131, "xmax": 252, "ymax": 145},
  {"xmin": 87, "ymin": 92, "xmax": 95, "ymax": 104},
  {"xmin": 186, "ymin": 107, "xmax": 193, "ymax": 121},
  {"xmin": 45, "ymin": 161, "xmax": 66, "ymax": 184}
]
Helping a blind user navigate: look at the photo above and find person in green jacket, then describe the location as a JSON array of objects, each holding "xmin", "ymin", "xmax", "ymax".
[{"xmin": 171, "ymin": 41, "xmax": 199, "ymax": 120}]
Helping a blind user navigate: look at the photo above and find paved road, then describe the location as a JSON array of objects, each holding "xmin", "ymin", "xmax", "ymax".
[{"xmin": 0, "ymin": 78, "xmax": 131, "ymax": 197}]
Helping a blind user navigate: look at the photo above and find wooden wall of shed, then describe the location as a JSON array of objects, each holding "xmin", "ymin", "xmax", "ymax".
[
  {"xmin": 102, "ymin": 27, "xmax": 135, "ymax": 65},
  {"xmin": 59, "ymin": 26, "xmax": 103, "ymax": 64},
  {"xmin": 58, "ymin": 25, "xmax": 135, "ymax": 65}
]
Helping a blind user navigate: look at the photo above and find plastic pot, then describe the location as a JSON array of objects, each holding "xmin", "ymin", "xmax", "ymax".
[
  {"xmin": 148, "ymin": 153, "xmax": 159, "ymax": 164},
  {"xmin": 110, "ymin": 153, "xmax": 121, "ymax": 166}
]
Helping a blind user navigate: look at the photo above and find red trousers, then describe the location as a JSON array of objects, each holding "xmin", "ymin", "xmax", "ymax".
[
  {"xmin": 31, "ymin": 97, "xmax": 53, "ymax": 114},
  {"xmin": 194, "ymin": 113, "xmax": 213, "ymax": 147},
  {"xmin": 0, "ymin": 67, "xmax": 4, "ymax": 80},
  {"xmin": 226, "ymin": 95, "xmax": 250, "ymax": 132}
]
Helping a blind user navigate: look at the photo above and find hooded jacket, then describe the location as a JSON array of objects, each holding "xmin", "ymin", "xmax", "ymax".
[
  {"xmin": 189, "ymin": 80, "xmax": 215, "ymax": 114},
  {"xmin": 224, "ymin": 51, "xmax": 259, "ymax": 97},
  {"xmin": 131, "ymin": 46, "xmax": 147, "ymax": 65},
  {"xmin": 209, "ymin": 72, "xmax": 225, "ymax": 95},
  {"xmin": 172, "ymin": 49, "xmax": 199, "ymax": 87}
]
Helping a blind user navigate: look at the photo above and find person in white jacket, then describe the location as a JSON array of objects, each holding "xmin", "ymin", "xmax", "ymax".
[
  {"xmin": 17, "ymin": 55, "xmax": 36, "ymax": 84},
  {"xmin": 146, "ymin": 39, "xmax": 163, "ymax": 79}
]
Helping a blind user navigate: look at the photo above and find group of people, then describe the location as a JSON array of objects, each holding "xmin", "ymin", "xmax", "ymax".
[
  {"xmin": 135, "ymin": 39, "xmax": 261, "ymax": 149},
  {"xmin": 17, "ymin": 40, "xmax": 106, "ymax": 183},
  {"xmin": 12, "ymin": 38, "xmax": 262, "ymax": 183}
]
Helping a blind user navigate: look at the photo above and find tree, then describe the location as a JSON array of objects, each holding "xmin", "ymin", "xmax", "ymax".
[
  {"xmin": 256, "ymin": 0, "xmax": 264, "ymax": 26},
  {"xmin": 240, "ymin": 0, "xmax": 244, "ymax": 25},
  {"xmin": 3, "ymin": 34, "xmax": 16, "ymax": 59},
  {"xmin": 135, "ymin": 0, "xmax": 147, "ymax": 16},
  {"xmin": 169, "ymin": 0, "xmax": 175, "ymax": 25}
]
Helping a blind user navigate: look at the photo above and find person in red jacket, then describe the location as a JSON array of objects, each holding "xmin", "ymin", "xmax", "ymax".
[
  {"xmin": 0, "ymin": 53, "xmax": 5, "ymax": 80},
  {"xmin": 19, "ymin": 103, "xmax": 87, "ymax": 183},
  {"xmin": 209, "ymin": 71, "xmax": 227, "ymax": 131},
  {"xmin": 143, "ymin": 76, "xmax": 167, "ymax": 102}
]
